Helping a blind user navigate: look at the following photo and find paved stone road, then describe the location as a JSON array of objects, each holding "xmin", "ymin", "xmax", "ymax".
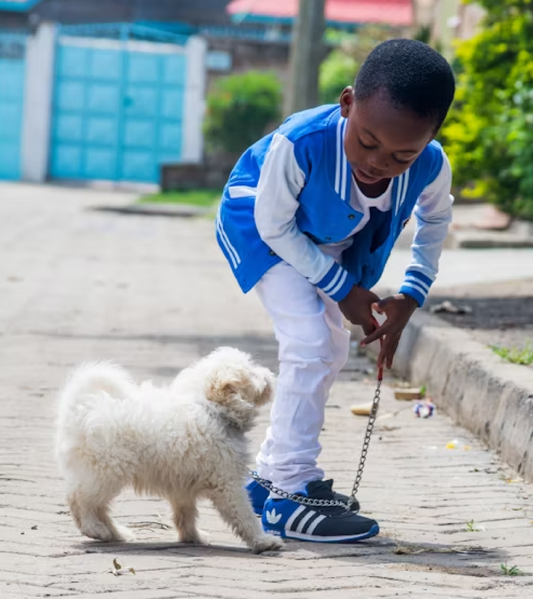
[{"xmin": 1, "ymin": 182, "xmax": 532, "ymax": 599}]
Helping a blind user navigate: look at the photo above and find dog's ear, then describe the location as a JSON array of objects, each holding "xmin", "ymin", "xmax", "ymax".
[
  {"xmin": 205, "ymin": 373, "xmax": 255, "ymax": 428},
  {"xmin": 252, "ymin": 367, "xmax": 275, "ymax": 407}
]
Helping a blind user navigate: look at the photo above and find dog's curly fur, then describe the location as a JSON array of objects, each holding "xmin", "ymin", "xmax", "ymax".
[{"xmin": 56, "ymin": 347, "xmax": 283, "ymax": 554}]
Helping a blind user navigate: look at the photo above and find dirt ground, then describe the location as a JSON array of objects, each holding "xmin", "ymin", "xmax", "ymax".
[{"xmin": 425, "ymin": 278, "xmax": 533, "ymax": 367}]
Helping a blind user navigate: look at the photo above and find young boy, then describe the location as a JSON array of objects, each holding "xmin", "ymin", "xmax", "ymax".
[{"xmin": 216, "ymin": 39, "xmax": 455, "ymax": 543}]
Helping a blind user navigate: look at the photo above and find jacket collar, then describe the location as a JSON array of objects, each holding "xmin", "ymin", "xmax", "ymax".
[{"xmin": 330, "ymin": 107, "xmax": 411, "ymax": 217}]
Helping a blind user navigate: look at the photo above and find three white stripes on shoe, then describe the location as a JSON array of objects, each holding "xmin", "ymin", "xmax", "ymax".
[{"xmin": 267, "ymin": 505, "xmax": 325, "ymax": 535}]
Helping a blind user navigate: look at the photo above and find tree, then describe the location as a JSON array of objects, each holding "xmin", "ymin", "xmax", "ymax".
[
  {"xmin": 284, "ymin": 0, "xmax": 326, "ymax": 116},
  {"xmin": 441, "ymin": 0, "xmax": 533, "ymax": 220},
  {"xmin": 204, "ymin": 72, "xmax": 282, "ymax": 155},
  {"xmin": 319, "ymin": 25, "xmax": 398, "ymax": 104}
]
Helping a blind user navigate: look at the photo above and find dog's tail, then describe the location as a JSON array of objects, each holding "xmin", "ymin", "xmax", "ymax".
[
  {"xmin": 57, "ymin": 362, "xmax": 136, "ymax": 417},
  {"xmin": 56, "ymin": 362, "xmax": 138, "ymax": 482}
]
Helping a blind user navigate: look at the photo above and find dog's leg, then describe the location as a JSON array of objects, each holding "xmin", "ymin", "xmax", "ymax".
[
  {"xmin": 68, "ymin": 483, "xmax": 134, "ymax": 543},
  {"xmin": 170, "ymin": 498, "xmax": 207, "ymax": 545},
  {"xmin": 208, "ymin": 485, "xmax": 283, "ymax": 554}
]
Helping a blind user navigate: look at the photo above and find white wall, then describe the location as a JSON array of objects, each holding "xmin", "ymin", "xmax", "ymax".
[
  {"xmin": 21, "ymin": 22, "xmax": 56, "ymax": 183},
  {"xmin": 182, "ymin": 35, "xmax": 207, "ymax": 163}
]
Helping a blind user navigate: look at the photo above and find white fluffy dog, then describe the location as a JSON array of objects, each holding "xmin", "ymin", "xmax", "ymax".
[{"xmin": 56, "ymin": 347, "xmax": 283, "ymax": 554}]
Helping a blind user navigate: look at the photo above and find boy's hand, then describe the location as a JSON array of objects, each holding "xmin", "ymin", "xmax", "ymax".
[
  {"xmin": 338, "ymin": 286, "xmax": 381, "ymax": 336},
  {"xmin": 361, "ymin": 293, "xmax": 419, "ymax": 369}
]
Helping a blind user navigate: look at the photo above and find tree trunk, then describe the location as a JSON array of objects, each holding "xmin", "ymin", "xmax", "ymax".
[{"xmin": 284, "ymin": 0, "xmax": 326, "ymax": 117}]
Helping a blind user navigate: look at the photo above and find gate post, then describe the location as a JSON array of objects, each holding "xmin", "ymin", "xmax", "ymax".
[
  {"xmin": 21, "ymin": 21, "xmax": 56, "ymax": 183},
  {"xmin": 182, "ymin": 35, "xmax": 207, "ymax": 164}
]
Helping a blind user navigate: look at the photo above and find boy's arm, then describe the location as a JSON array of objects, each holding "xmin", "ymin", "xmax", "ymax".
[
  {"xmin": 399, "ymin": 152, "xmax": 453, "ymax": 306},
  {"xmin": 361, "ymin": 152, "xmax": 453, "ymax": 368},
  {"xmin": 254, "ymin": 132, "xmax": 355, "ymax": 302}
]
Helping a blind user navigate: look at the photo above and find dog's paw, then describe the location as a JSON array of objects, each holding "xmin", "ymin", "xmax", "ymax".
[
  {"xmin": 250, "ymin": 534, "xmax": 284, "ymax": 554},
  {"xmin": 180, "ymin": 529, "xmax": 210, "ymax": 546},
  {"xmin": 82, "ymin": 521, "xmax": 135, "ymax": 543},
  {"xmin": 114, "ymin": 525, "xmax": 136, "ymax": 543}
]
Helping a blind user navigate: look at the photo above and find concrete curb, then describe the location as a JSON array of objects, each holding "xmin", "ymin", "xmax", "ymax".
[
  {"xmin": 453, "ymin": 219, "xmax": 533, "ymax": 249},
  {"xmin": 395, "ymin": 219, "xmax": 533, "ymax": 250},
  {"xmin": 351, "ymin": 311, "xmax": 533, "ymax": 482},
  {"xmin": 90, "ymin": 203, "xmax": 210, "ymax": 218}
]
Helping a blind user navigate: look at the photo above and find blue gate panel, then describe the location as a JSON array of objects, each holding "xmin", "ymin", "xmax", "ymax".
[
  {"xmin": 51, "ymin": 39, "xmax": 187, "ymax": 183},
  {"xmin": 85, "ymin": 148, "xmax": 116, "ymax": 180},
  {"xmin": 50, "ymin": 43, "xmax": 122, "ymax": 181},
  {"xmin": 161, "ymin": 89, "xmax": 185, "ymax": 119},
  {"xmin": 121, "ymin": 150, "xmax": 157, "ymax": 182},
  {"xmin": 160, "ymin": 124, "xmax": 182, "ymax": 151},
  {"xmin": 51, "ymin": 145, "xmax": 82, "ymax": 178},
  {"xmin": 0, "ymin": 36, "xmax": 27, "ymax": 181},
  {"xmin": 90, "ymin": 49, "xmax": 121, "ymax": 80},
  {"xmin": 128, "ymin": 52, "xmax": 159, "ymax": 83},
  {"xmin": 126, "ymin": 86, "xmax": 158, "ymax": 117},
  {"xmin": 56, "ymin": 81, "xmax": 86, "ymax": 111},
  {"xmin": 86, "ymin": 117, "xmax": 118, "ymax": 145},
  {"xmin": 57, "ymin": 45, "xmax": 89, "ymax": 77},
  {"xmin": 87, "ymin": 84, "xmax": 120, "ymax": 112},
  {"xmin": 55, "ymin": 114, "xmax": 84, "ymax": 142},
  {"xmin": 124, "ymin": 120, "xmax": 155, "ymax": 147},
  {"xmin": 163, "ymin": 54, "xmax": 187, "ymax": 85}
]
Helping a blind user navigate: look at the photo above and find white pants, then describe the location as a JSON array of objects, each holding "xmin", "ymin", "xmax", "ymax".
[{"xmin": 255, "ymin": 261, "xmax": 351, "ymax": 494}]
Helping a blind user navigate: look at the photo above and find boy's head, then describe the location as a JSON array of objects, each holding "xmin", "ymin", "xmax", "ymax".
[{"xmin": 340, "ymin": 39, "xmax": 455, "ymax": 185}]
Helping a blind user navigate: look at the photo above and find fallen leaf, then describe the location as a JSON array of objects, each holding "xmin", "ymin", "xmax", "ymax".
[{"xmin": 106, "ymin": 558, "xmax": 135, "ymax": 577}]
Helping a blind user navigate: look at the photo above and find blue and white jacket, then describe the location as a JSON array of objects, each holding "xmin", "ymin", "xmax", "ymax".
[{"xmin": 216, "ymin": 105, "xmax": 453, "ymax": 307}]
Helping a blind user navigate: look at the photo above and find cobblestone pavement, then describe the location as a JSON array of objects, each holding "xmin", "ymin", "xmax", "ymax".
[{"xmin": 1, "ymin": 183, "xmax": 532, "ymax": 599}]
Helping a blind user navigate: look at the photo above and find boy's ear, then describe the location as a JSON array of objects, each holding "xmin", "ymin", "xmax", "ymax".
[{"xmin": 340, "ymin": 86, "xmax": 354, "ymax": 118}]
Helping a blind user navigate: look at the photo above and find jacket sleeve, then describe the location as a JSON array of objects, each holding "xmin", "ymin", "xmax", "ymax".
[
  {"xmin": 399, "ymin": 151, "xmax": 453, "ymax": 306},
  {"xmin": 254, "ymin": 132, "xmax": 355, "ymax": 301}
]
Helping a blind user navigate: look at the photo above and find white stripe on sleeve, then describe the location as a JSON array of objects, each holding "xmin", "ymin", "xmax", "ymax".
[{"xmin": 254, "ymin": 133, "xmax": 336, "ymax": 285}]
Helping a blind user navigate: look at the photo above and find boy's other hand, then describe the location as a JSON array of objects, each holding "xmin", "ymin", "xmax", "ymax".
[
  {"xmin": 360, "ymin": 293, "xmax": 419, "ymax": 369},
  {"xmin": 338, "ymin": 286, "xmax": 381, "ymax": 336}
]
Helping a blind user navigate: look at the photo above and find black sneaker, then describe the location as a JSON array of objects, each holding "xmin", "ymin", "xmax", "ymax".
[
  {"xmin": 246, "ymin": 478, "xmax": 360, "ymax": 515},
  {"xmin": 261, "ymin": 480, "xmax": 379, "ymax": 543}
]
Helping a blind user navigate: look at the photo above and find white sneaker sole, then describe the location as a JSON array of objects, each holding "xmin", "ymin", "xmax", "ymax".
[{"xmin": 264, "ymin": 523, "xmax": 380, "ymax": 543}]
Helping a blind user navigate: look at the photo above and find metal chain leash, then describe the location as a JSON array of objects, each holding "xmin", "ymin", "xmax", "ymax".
[
  {"xmin": 250, "ymin": 333, "xmax": 384, "ymax": 513},
  {"xmin": 349, "ymin": 377, "xmax": 382, "ymax": 501}
]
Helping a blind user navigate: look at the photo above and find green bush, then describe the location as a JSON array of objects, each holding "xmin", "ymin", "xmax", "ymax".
[
  {"xmin": 319, "ymin": 50, "xmax": 358, "ymax": 104},
  {"xmin": 203, "ymin": 71, "xmax": 282, "ymax": 155},
  {"xmin": 441, "ymin": 1, "xmax": 533, "ymax": 220},
  {"xmin": 319, "ymin": 25, "xmax": 397, "ymax": 104}
]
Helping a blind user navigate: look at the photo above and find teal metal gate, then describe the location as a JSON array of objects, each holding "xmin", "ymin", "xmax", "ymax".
[
  {"xmin": 0, "ymin": 32, "xmax": 27, "ymax": 180},
  {"xmin": 50, "ymin": 24, "xmax": 188, "ymax": 183}
]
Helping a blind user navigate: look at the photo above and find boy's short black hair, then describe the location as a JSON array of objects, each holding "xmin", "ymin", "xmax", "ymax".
[{"xmin": 354, "ymin": 39, "xmax": 455, "ymax": 130}]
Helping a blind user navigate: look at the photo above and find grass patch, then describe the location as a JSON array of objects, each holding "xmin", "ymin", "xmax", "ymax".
[
  {"xmin": 500, "ymin": 563, "xmax": 524, "ymax": 576},
  {"xmin": 140, "ymin": 189, "xmax": 222, "ymax": 207},
  {"xmin": 491, "ymin": 342, "xmax": 533, "ymax": 366}
]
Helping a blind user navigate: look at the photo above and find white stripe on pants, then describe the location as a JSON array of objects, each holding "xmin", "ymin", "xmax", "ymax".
[{"xmin": 255, "ymin": 261, "xmax": 351, "ymax": 494}]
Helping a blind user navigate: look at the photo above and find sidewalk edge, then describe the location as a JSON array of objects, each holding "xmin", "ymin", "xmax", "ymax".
[{"xmin": 351, "ymin": 310, "xmax": 533, "ymax": 482}]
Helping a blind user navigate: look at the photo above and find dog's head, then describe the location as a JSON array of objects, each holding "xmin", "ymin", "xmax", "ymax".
[{"xmin": 201, "ymin": 347, "xmax": 275, "ymax": 430}]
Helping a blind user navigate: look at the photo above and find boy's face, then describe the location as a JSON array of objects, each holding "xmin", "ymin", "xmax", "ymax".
[{"xmin": 340, "ymin": 87, "xmax": 436, "ymax": 185}]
